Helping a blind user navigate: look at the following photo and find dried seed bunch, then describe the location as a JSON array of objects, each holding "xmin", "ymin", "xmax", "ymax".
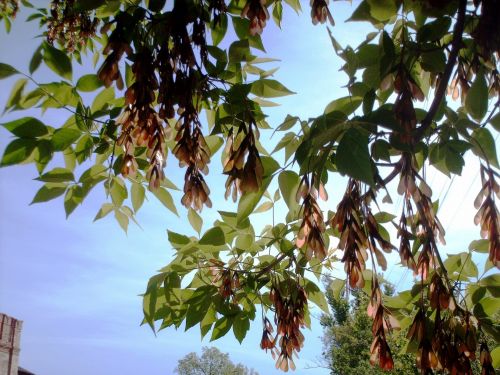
[
  {"xmin": 310, "ymin": 0, "xmax": 334, "ymax": 25},
  {"xmin": 46, "ymin": 0, "xmax": 98, "ymax": 52},
  {"xmin": 436, "ymin": 313, "xmax": 478, "ymax": 373},
  {"xmin": 268, "ymin": 282, "xmax": 307, "ymax": 372},
  {"xmin": 407, "ymin": 307, "xmax": 439, "ymax": 372},
  {"xmin": 210, "ymin": 264, "xmax": 240, "ymax": 302},
  {"xmin": 1, "ymin": 0, "xmax": 19, "ymax": 19},
  {"xmin": 397, "ymin": 200, "xmax": 417, "ymax": 272},
  {"xmin": 242, "ymin": 0, "xmax": 269, "ymax": 35},
  {"xmin": 448, "ymin": 61, "xmax": 471, "ymax": 102},
  {"xmin": 474, "ymin": 165, "xmax": 500, "ymax": 268},
  {"xmin": 295, "ymin": 175, "xmax": 327, "ymax": 261},
  {"xmin": 365, "ymin": 208, "xmax": 395, "ymax": 271},
  {"xmin": 98, "ymin": 13, "xmax": 134, "ymax": 90},
  {"xmin": 223, "ymin": 122, "xmax": 264, "ymax": 201},
  {"xmin": 367, "ymin": 279, "xmax": 397, "ymax": 370},
  {"xmin": 428, "ymin": 272, "xmax": 455, "ymax": 311},
  {"xmin": 331, "ymin": 179, "xmax": 368, "ymax": 289},
  {"xmin": 397, "ymin": 154, "xmax": 445, "ymax": 279},
  {"xmin": 393, "ymin": 68, "xmax": 424, "ymax": 145},
  {"xmin": 173, "ymin": 109, "xmax": 212, "ymax": 210},
  {"xmin": 106, "ymin": 3, "xmax": 216, "ymax": 202},
  {"xmin": 260, "ymin": 316, "xmax": 276, "ymax": 353},
  {"xmin": 116, "ymin": 51, "xmax": 166, "ymax": 190}
]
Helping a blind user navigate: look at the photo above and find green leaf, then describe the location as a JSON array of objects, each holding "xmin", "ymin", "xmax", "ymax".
[
  {"xmin": 254, "ymin": 201, "xmax": 273, "ymax": 213},
  {"xmin": 228, "ymin": 39, "xmax": 252, "ymax": 63},
  {"xmin": 250, "ymin": 79, "xmax": 294, "ymax": 98},
  {"xmin": 465, "ymin": 70, "xmax": 488, "ymax": 121},
  {"xmin": 471, "ymin": 128, "xmax": 499, "ymax": 168},
  {"xmin": 1, "ymin": 117, "xmax": 48, "ymax": 138},
  {"xmin": 233, "ymin": 313, "xmax": 250, "ymax": 343},
  {"xmin": 324, "ymin": 96, "xmax": 362, "ymax": 116},
  {"xmin": 478, "ymin": 296, "xmax": 500, "ymax": 316},
  {"xmin": 329, "ymin": 278, "xmax": 345, "ymax": 299},
  {"xmin": 211, "ymin": 316, "xmax": 233, "ymax": 341},
  {"xmin": 304, "ymin": 279, "xmax": 329, "ymax": 313},
  {"xmin": 36, "ymin": 167, "xmax": 75, "ymax": 183},
  {"xmin": 152, "ymin": 187, "xmax": 178, "ymax": 216},
  {"xmin": 42, "ymin": 43, "xmax": 72, "ymax": 80},
  {"xmin": 489, "ymin": 112, "xmax": 500, "ymax": 132},
  {"xmin": 31, "ymin": 183, "xmax": 67, "ymax": 204},
  {"xmin": 51, "ymin": 128, "xmax": 81, "ymax": 151},
  {"xmin": 131, "ymin": 182, "xmax": 145, "ymax": 213},
  {"xmin": 29, "ymin": 45, "xmax": 43, "ymax": 74},
  {"xmin": 110, "ymin": 177, "xmax": 127, "ymax": 207},
  {"xmin": 492, "ymin": 346, "xmax": 500, "ymax": 369},
  {"xmin": 0, "ymin": 138, "xmax": 37, "ymax": 166},
  {"xmin": 199, "ymin": 227, "xmax": 225, "ymax": 246},
  {"xmin": 0, "ymin": 62, "xmax": 18, "ymax": 79},
  {"xmin": 76, "ymin": 74, "xmax": 103, "ymax": 92},
  {"xmin": 188, "ymin": 208, "xmax": 203, "ymax": 235},
  {"xmin": 200, "ymin": 306, "xmax": 217, "ymax": 339},
  {"xmin": 417, "ymin": 16, "xmax": 451, "ymax": 42},
  {"xmin": 480, "ymin": 274, "xmax": 500, "ymax": 287},
  {"xmin": 167, "ymin": 230, "xmax": 191, "ymax": 247},
  {"xmin": 469, "ymin": 239, "xmax": 489, "ymax": 253},
  {"xmin": 94, "ymin": 203, "xmax": 114, "ymax": 221},
  {"xmin": 276, "ymin": 115, "xmax": 299, "ymax": 132},
  {"xmin": 366, "ymin": 0, "xmax": 398, "ymax": 21},
  {"xmin": 91, "ymin": 87, "xmax": 115, "ymax": 112},
  {"xmin": 205, "ymin": 135, "xmax": 224, "ymax": 155},
  {"xmin": 421, "ymin": 49, "xmax": 446, "ymax": 73},
  {"xmin": 231, "ymin": 16, "xmax": 265, "ymax": 51},
  {"xmin": 336, "ymin": 128, "xmax": 374, "ymax": 186},
  {"xmin": 64, "ymin": 185, "xmax": 83, "ymax": 218},
  {"xmin": 237, "ymin": 156, "xmax": 280, "ymax": 224},
  {"xmin": 79, "ymin": 164, "xmax": 107, "ymax": 183},
  {"xmin": 211, "ymin": 12, "xmax": 228, "ymax": 46},
  {"xmin": 373, "ymin": 212, "xmax": 396, "ymax": 223},
  {"xmin": 5, "ymin": 78, "xmax": 27, "ymax": 110},
  {"xmin": 34, "ymin": 139, "xmax": 53, "ymax": 173},
  {"xmin": 75, "ymin": 0, "xmax": 106, "ymax": 11},
  {"xmin": 114, "ymin": 209, "xmax": 129, "ymax": 233},
  {"xmin": 278, "ymin": 170, "xmax": 300, "ymax": 213},
  {"xmin": 185, "ymin": 294, "xmax": 211, "ymax": 331}
]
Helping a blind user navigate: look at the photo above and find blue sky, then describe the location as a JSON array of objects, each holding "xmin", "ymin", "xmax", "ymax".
[{"xmin": 0, "ymin": 2, "xmax": 490, "ymax": 375}]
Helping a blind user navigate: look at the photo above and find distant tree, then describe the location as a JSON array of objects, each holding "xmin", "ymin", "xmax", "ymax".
[
  {"xmin": 321, "ymin": 279, "xmax": 419, "ymax": 375},
  {"xmin": 175, "ymin": 347, "xmax": 258, "ymax": 375}
]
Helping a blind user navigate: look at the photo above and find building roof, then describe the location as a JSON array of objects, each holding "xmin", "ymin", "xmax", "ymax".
[{"xmin": 18, "ymin": 367, "xmax": 36, "ymax": 375}]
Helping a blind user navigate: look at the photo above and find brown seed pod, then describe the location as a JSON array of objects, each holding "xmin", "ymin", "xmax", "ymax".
[
  {"xmin": 242, "ymin": 0, "xmax": 269, "ymax": 36},
  {"xmin": 310, "ymin": 0, "xmax": 334, "ymax": 25}
]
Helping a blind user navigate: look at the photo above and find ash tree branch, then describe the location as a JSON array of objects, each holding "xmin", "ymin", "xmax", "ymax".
[{"xmin": 416, "ymin": 0, "xmax": 467, "ymax": 139}]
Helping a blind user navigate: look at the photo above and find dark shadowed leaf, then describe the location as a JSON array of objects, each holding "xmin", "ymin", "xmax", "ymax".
[
  {"xmin": 336, "ymin": 128, "xmax": 374, "ymax": 186},
  {"xmin": 2, "ymin": 117, "xmax": 48, "ymax": 138},
  {"xmin": 43, "ymin": 43, "xmax": 72, "ymax": 80},
  {"xmin": 1, "ymin": 138, "xmax": 37, "ymax": 166},
  {"xmin": 31, "ymin": 183, "xmax": 67, "ymax": 204}
]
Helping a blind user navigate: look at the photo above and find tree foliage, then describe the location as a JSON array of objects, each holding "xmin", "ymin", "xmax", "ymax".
[
  {"xmin": 321, "ymin": 278, "xmax": 419, "ymax": 375},
  {"xmin": 175, "ymin": 346, "xmax": 258, "ymax": 375},
  {"xmin": 1, "ymin": 0, "xmax": 499, "ymax": 373}
]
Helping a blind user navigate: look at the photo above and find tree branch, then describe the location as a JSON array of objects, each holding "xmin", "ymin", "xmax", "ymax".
[{"xmin": 415, "ymin": 0, "xmax": 467, "ymax": 139}]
